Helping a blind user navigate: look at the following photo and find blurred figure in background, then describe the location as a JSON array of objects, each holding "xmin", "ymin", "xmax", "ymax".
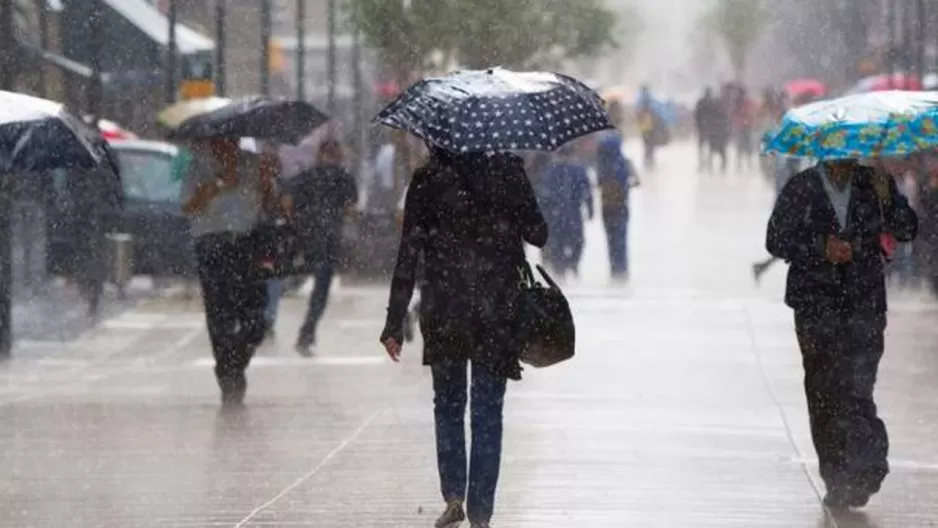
[
  {"xmin": 541, "ymin": 146, "xmax": 593, "ymax": 278},
  {"xmin": 706, "ymin": 86, "xmax": 733, "ymax": 174},
  {"xmin": 636, "ymin": 86, "xmax": 660, "ymax": 171},
  {"xmin": 596, "ymin": 110, "xmax": 639, "ymax": 282},
  {"xmin": 694, "ymin": 87, "xmax": 717, "ymax": 171},
  {"xmin": 66, "ymin": 162, "xmax": 123, "ymax": 317},
  {"xmin": 290, "ymin": 139, "xmax": 358, "ymax": 356},
  {"xmin": 732, "ymin": 85, "xmax": 757, "ymax": 173}
]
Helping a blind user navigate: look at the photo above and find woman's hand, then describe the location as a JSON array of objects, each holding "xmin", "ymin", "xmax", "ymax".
[{"xmin": 382, "ymin": 337, "xmax": 402, "ymax": 362}]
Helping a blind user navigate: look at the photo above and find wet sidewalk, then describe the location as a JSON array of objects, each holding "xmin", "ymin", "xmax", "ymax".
[{"xmin": 3, "ymin": 143, "xmax": 938, "ymax": 527}]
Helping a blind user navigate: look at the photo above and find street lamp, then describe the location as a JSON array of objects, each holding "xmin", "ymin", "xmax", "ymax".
[
  {"xmin": 327, "ymin": 0, "xmax": 336, "ymax": 113},
  {"xmin": 296, "ymin": 0, "xmax": 306, "ymax": 100},
  {"xmin": 166, "ymin": 0, "xmax": 178, "ymax": 104},
  {"xmin": 215, "ymin": 0, "xmax": 226, "ymax": 96},
  {"xmin": 261, "ymin": 0, "xmax": 272, "ymax": 96}
]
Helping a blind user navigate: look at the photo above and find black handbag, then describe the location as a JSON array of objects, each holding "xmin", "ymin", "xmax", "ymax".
[
  {"xmin": 517, "ymin": 263, "xmax": 575, "ymax": 368},
  {"xmin": 253, "ymin": 217, "xmax": 317, "ymax": 280}
]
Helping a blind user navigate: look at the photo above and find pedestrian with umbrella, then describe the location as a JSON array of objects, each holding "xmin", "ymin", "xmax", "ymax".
[
  {"xmin": 174, "ymin": 96, "xmax": 329, "ymax": 406},
  {"xmin": 762, "ymin": 90, "xmax": 925, "ymax": 511},
  {"xmin": 376, "ymin": 67, "xmax": 610, "ymax": 528},
  {"xmin": 0, "ymin": 91, "xmax": 120, "ymax": 346}
]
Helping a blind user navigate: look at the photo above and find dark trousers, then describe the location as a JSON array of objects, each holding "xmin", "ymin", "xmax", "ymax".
[
  {"xmin": 709, "ymin": 141, "xmax": 728, "ymax": 173},
  {"xmin": 794, "ymin": 311, "xmax": 889, "ymax": 496},
  {"xmin": 196, "ymin": 233, "xmax": 267, "ymax": 384},
  {"xmin": 432, "ymin": 359, "xmax": 507, "ymax": 524},
  {"xmin": 642, "ymin": 134, "xmax": 656, "ymax": 170},
  {"xmin": 603, "ymin": 208, "xmax": 629, "ymax": 278},
  {"xmin": 297, "ymin": 261, "xmax": 335, "ymax": 345}
]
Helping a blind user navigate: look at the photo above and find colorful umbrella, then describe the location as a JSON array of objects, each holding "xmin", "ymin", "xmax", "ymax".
[{"xmin": 761, "ymin": 90, "xmax": 938, "ymax": 160}]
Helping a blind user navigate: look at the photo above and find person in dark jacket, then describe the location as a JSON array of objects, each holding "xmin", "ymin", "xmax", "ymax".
[
  {"xmin": 380, "ymin": 148, "xmax": 547, "ymax": 528},
  {"xmin": 766, "ymin": 159, "xmax": 918, "ymax": 510},
  {"xmin": 694, "ymin": 87, "xmax": 716, "ymax": 170},
  {"xmin": 541, "ymin": 147, "xmax": 593, "ymax": 278},
  {"xmin": 290, "ymin": 139, "xmax": 358, "ymax": 355},
  {"xmin": 596, "ymin": 129, "xmax": 637, "ymax": 281},
  {"xmin": 66, "ymin": 164, "xmax": 123, "ymax": 317}
]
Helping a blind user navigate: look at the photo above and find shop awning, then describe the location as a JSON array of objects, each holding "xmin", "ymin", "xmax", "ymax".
[
  {"xmin": 101, "ymin": 0, "xmax": 214, "ymax": 55},
  {"xmin": 20, "ymin": 41, "xmax": 93, "ymax": 78}
]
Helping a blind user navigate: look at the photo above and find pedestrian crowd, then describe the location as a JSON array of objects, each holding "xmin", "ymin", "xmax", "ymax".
[{"xmin": 7, "ymin": 64, "xmax": 935, "ymax": 528}]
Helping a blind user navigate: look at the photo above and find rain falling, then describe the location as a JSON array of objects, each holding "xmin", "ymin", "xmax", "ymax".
[{"xmin": 0, "ymin": 0, "xmax": 937, "ymax": 526}]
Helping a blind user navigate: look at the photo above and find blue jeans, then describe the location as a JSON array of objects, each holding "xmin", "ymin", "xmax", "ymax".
[
  {"xmin": 297, "ymin": 262, "xmax": 335, "ymax": 345},
  {"xmin": 603, "ymin": 208, "xmax": 629, "ymax": 277},
  {"xmin": 432, "ymin": 360, "xmax": 507, "ymax": 524},
  {"xmin": 265, "ymin": 279, "xmax": 283, "ymax": 328}
]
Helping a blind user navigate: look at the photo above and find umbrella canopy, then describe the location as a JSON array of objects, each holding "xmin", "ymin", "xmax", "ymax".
[
  {"xmin": 785, "ymin": 78, "xmax": 826, "ymax": 100},
  {"xmin": 375, "ymin": 67, "xmax": 614, "ymax": 153},
  {"xmin": 761, "ymin": 90, "xmax": 938, "ymax": 160},
  {"xmin": 157, "ymin": 96, "xmax": 233, "ymax": 130},
  {"xmin": 0, "ymin": 91, "xmax": 113, "ymax": 173},
  {"xmin": 847, "ymin": 73, "xmax": 923, "ymax": 94},
  {"xmin": 169, "ymin": 97, "xmax": 330, "ymax": 144}
]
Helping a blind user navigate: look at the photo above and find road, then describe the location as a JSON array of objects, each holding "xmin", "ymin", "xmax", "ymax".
[{"xmin": 2, "ymin": 142, "xmax": 938, "ymax": 527}]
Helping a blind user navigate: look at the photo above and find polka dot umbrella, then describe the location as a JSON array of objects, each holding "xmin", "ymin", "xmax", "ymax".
[{"xmin": 374, "ymin": 67, "xmax": 615, "ymax": 154}]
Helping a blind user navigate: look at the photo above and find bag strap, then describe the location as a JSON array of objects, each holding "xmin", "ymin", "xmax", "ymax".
[{"xmin": 535, "ymin": 264, "xmax": 561, "ymax": 290}]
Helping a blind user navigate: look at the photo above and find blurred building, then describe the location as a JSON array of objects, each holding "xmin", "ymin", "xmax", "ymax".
[{"xmin": 56, "ymin": 0, "xmax": 214, "ymax": 135}]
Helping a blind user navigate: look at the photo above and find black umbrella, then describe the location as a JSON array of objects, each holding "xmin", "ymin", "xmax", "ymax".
[
  {"xmin": 170, "ymin": 97, "xmax": 330, "ymax": 144},
  {"xmin": 375, "ymin": 67, "xmax": 614, "ymax": 153},
  {"xmin": 0, "ymin": 91, "xmax": 114, "ymax": 173}
]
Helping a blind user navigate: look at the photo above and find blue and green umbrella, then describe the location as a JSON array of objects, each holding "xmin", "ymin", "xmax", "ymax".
[{"xmin": 761, "ymin": 90, "xmax": 938, "ymax": 160}]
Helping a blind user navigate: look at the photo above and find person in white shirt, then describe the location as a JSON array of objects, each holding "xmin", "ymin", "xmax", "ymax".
[{"xmin": 181, "ymin": 138, "xmax": 277, "ymax": 406}]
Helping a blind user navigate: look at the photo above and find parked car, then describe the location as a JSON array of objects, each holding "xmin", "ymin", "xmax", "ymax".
[{"xmin": 46, "ymin": 140, "xmax": 197, "ymax": 281}]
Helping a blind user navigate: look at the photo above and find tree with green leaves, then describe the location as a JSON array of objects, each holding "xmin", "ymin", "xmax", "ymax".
[
  {"xmin": 702, "ymin": 0, "xmax": 769, "ymax": 80},
  {"xmin": 346, "ymin": 0, "xmax": 629, "ymax": 77}
]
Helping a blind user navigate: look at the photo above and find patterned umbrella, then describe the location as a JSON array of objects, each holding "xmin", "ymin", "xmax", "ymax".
[
  {"xmin": 761, "ymin": 90, "xmax": 938, "ymax": 160},
  {"xmin": 0, "ymin": 91, "xmax": 114, "ymax": 173},
  {"xmin": 374, "ymin": 67, "xmax": 614, "ymax": 153}
]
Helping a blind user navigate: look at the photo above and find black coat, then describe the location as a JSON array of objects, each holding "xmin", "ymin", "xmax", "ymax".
[
  {"xmin": 766, "ymin": 164, "xmax": 918, "ymax": 317},
  {"xmin": 287, "ymin": 164, "xmax": 358, "ymax": 265},
  {"xmin": 381, "ymin": 152, "xmax": 548, "ymax": 378}
]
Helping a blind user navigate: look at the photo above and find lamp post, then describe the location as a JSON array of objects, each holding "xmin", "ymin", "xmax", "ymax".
[
  {"xmin": 296, "ymin": 0, "xmax": 306, "ymax": 100},
  {"xmin": 166, "ymin": 0, "xmax": 178, "ymax": 104},
  {"xmin": 327, "ymin": 0, "xmax": 337, "ymax": 113},
  {"xmin": 0, "ymin": 0, "xmax": 9, "ymax": 358},
  {"xmin": 261, "ymin": 0, "xmax": 272, "ymax": 96},
  {"xmin": 215, "ymin": 0, "xmax": 226, "ymax": 96}
]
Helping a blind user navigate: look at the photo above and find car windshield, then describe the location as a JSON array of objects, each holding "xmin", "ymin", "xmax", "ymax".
[{"xmin": 114, "ymin": 148, "xmax": 181, "ymax": 203}]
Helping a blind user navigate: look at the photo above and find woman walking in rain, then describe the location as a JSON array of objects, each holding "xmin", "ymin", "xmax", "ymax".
[
  {"xmin": 181, "ymin": 138, "xmax": 276, "ymax": 406},
  {"xmin": 380, "ymin": 148, "xmax": 547, "ymax": 528}
]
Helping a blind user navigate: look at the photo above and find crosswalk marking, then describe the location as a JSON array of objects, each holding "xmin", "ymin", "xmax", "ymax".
[{"xmin": 189, "ymin": 356, "xmax": 385, "ymax": 367}]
